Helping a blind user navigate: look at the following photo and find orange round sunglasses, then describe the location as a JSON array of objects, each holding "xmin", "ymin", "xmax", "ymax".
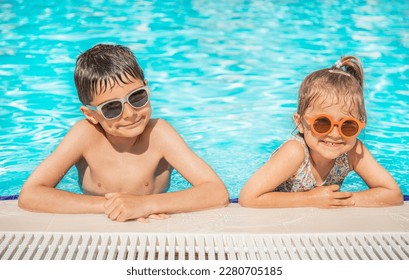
[{"xmin": 304, "ymin": 114, "xmax": 366, "ymax": 139}]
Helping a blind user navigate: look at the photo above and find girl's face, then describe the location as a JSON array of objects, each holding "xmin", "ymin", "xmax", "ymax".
[{"xmin": 295, "ymin": 96, "xmax": 362, "ymax": 162}]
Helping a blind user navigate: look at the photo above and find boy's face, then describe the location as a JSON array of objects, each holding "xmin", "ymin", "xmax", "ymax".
[{"xmin": 83, "ymin": 79, "xmax": 152, "ymax": 138}]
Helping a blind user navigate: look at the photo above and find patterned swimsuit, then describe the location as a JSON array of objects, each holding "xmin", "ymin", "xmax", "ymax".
[{"xmin": 275, "ymin": 135, "xmax": 351, "ymax": 192}]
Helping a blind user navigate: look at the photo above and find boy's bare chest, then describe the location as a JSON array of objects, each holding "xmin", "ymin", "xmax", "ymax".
[{"xmin": 78, "ymin": 146, "xmax": 165, "ymax": 196}]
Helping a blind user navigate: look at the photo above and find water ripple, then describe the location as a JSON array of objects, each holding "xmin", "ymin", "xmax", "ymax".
[{"xmin": 1, "ymin": 0, "xmax": 408, "ymax": 198}]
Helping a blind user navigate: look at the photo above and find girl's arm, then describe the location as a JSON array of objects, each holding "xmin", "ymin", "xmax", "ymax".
[
  {"xmin": 349, "ymin": 140, "xmax": 403, "ymax": 207},
  {"xmin": 103, "ymin": 119, "xmax": 229, "ymax": 222},
  {"xmin": 239, "ymin": 140, "xmax": 355, "ymax": 208},
  {"xmin": 18, "ymin": 120, "xmax": 106, "ymax": 213}
]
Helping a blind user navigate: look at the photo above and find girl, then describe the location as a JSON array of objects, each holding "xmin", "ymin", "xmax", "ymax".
[{"xmin": 239, "ymin": 56, "xmax": 403, "ymax": 208}]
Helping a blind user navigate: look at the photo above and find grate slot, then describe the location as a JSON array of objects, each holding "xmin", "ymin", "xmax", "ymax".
[
  {"xmin": 3, "ymin": 233, "xmax": 24, "ymax": 259},
  {"xmin": 22, "ymin": 233, "xmax": 43, "ymax": 260},
  {"xmin": 72, "ymin": 234, "xmax": 89, "ymax": 260},
  {"xmin": 187, "ymin": 236, "xmax": 195, "ymax": 260},
  {"xmin": 384, "ymin": 234, "xmax": 407, "ymax": 259},
  {"xmin": 136, "ymin": 235, "xmax": 148, "ymax": 260},
  {"xmin": 64, "ymin": 234, "xmax": 80, "ymax": 260},
  {"xmin": 33, "ymin": 234, "xmax": 53, "ymax": 260},
  {"xmin": 372, "ymin": 235, "xmax": 400, "ymax": 260},
  {"xmin": 0, "ymin": 233, "xmax": 14, "ymax": 258},
  {"xmin": 327, "ymin": 235, "xmax": 348, "ymax": 259},
  {"xmin": 12, "ymin": 234, "xmax": 34, "ymax": 260},
  {"xmin": 196, "ymin": 235, "xmax": 206, "ymax": 260},
  {"xmin": 310, "ymin": 236, "xmax": 330, "ymax": 260},
  {"xmin": 281, "ymin": 236, "xmax": 300, "ymax": 260},
  {"xmin": 315, "ymin": 236, "xmax": 338, "ymax": 260},
  {"xmin": 147, "ymin": 235, "xmax": 157, "ymax": 260},
  {"xmin": 254, "ymin": 235, "xmax": 268, "ymax": 260},
  {"xmin": 244, "ymin": 235, "xmax": 258, "ymax": 259},
  {"xmin": 53, "ymin": 235, "xmax": 72, "ymax": 260},
  {"xmin": 335, "ymin": 235, "xmax": 359, "ymax": 259},
  {"xmin": 166, "ymin": 235, "xmax": 176, "ymax": 260},
  {"xmin": 176, "ymin": 236, "xmax": 185, "ymax": 260},
  {"xmin": 156, "ymin": 235, "xmax": 167, "ymax": 260},
  {"xmin": 117, "ymin": 235, "xmax": 130, "ymax": 260},
  {"xmin": 224, "ymin": 235, "xmax": 237, "ymax": 260},
  {"xmin": 235, "ymin": 235, "xmax": 248, "ymax": 260},
  {"xmin": 106, "ymin": 235, "xmax": 119, "ymax": 260},
  {"xmin": 263, "ymin": 236, "xmax": 280, "ymax": 260},
  {"xmin": 390, "ymin": 234, "xmax": 409, "ymax": 258},
  {"xmin": 354, "ymin": 235, "xmax": 379, "ymax": 260},
  {"xmin": 126, "ymin": 235, "xmax": 138, "ymax": 260},
  {"xmin": 215, "ymin": 235, "xmax": 226, "ymax": 260},
  {"xmin": 85, "ymin": 235, "xmax": 100, "ymax": 260},
  {"xmin": 271, "ymin": 236, "xmax": 288, "ymax": 259},
  {"xmin": 44, "ymin": 233, "xmax": 63, "ymax": 260},
  {"xmin": 300, "ymin": 235, "xmax": 319, "ymax": 260},
  {"xmin": 205, "ymin": 235, "xmax": 216, "ymax": 260}
]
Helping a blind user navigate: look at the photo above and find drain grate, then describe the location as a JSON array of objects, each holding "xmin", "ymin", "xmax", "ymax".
[{"xmin": 1, "ymin": 232, "xmax": 408, "ymax": 260}]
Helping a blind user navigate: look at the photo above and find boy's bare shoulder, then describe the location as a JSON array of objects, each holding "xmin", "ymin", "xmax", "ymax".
[
  {"xmin": 146, "ymin": 118, "xmax": 183, "ymax": 150},
  {"xmin": 70, "ymin": 119, "xmax": 104, "ymax": 135},
  {"xmin": 64, "ymin": 119, "xmax": 105, "ymax": 146},
  {"xmin": 147, "ymin": 118, "xmax": 177, "ymax": 136}
]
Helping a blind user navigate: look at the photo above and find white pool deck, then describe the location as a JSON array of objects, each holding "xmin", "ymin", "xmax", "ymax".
[{"xmin": 1, "ymin": 200, "xmax": 408, "ymax": 260}]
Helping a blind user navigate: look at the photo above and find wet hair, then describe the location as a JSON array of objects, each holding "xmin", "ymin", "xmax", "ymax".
[
  {"xmin": 74, "ymin": 44, "xmax": 145, "ymax": 105},
  {"xmin": 297, "ymin": 55, "xmax": 366, "ymax": 123}
]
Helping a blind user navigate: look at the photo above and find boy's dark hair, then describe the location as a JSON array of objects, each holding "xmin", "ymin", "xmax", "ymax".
[{"xmin": 74, "ymin": 44, "xmax": 145, "ymax": 105}]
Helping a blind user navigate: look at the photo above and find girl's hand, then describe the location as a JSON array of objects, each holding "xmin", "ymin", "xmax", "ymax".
[{"xmin": 308, "ymin": 185, "xmax": 355, "ymax": 208}]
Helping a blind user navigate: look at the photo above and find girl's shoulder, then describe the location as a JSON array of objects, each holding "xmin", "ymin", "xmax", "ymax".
[
  {"xmin": 271, "ymin": 135, "xmax": 306, "ymax": 164},
  {"xmin": 281, "ymin": 135, "xmax": 308, "ymax": 155},
  {"xmin": 347, "ymin": 139, "xmax": 369, "ymax": 170}
]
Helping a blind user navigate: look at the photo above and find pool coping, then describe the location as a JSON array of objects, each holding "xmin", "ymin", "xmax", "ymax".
[{"xmin": 1, "ymin": 200, "xmax": 408, "ymax": 234}]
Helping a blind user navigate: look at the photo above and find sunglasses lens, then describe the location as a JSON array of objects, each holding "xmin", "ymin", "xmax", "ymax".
[
  {"xmin": 101, "ymin": 101, "xmax": 122, "ymax": 119},
  {"xmin": 313, "ymin": 117, "xmax": 332, "ymax": 134},
  {"xmin": 129, "ymin": 89, "xmax": 148, "ymax": 108},
  {"xmin": 341, "ymin": 120, "xmax": 359, "ymax": 137}
]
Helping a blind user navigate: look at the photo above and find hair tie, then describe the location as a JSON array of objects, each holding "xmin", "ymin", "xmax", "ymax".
[
  {"xmin": 328, "ymin": 69, "xmax": 351, "ymax": 77},
  {"xmin": 335, "ymin": 60, "xmax": 343, "ymax": 69}
]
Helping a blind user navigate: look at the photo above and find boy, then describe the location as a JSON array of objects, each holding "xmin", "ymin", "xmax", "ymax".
[{"xmin": 18, "ymin": 44, "xmax": 229, "ymax": 222}]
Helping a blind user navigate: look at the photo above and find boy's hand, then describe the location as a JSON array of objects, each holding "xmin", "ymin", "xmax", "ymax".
[
  {"xmin": 136, "ymin": 214, "xmax": 170, "ymax": 223},
  {"xmin": 308, "ymin": 185, "xmax": 355, "ymax": 208},
  {"xmin": 104, "ymin": 192, "xmax": 169, "ymax": 222}
]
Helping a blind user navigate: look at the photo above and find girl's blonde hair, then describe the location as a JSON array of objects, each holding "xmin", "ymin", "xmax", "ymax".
[{"xmin": 297, "ymin": 56, "xmax": 367, "ymax": 123}]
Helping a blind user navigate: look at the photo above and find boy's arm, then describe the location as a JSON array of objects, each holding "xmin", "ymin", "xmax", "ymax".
[
  {"xmin": 104, "ymin": 119, "xmax": 229, "ymax": 222},
  {"xmin": 18, "ymin": 120, "xmax": 106, "ymax": 213},
  {"xmin": 349, "ymin": 140, "xmax": 403, "ymax": 207},
  {"xmin": 238, "ymin": 140, "xmax": 355, "ymax": 208}
]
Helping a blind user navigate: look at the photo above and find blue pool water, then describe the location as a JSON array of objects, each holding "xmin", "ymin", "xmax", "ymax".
[{"xmin": 1, "ymin": 0, "xmax": 408, "ymax": 199}]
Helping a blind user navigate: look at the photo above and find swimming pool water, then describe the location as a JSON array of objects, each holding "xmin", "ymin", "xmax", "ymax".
[{"xmin": 1, "ymin": 0, "xmax": 408, "ymax": 199}]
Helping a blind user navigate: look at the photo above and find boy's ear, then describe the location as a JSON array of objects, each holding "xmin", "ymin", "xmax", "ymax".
[
  {"xmin": 293, "ymin": 113, "xmax": 304, "ymax": 134},
  {"xmin": 80, "ymin": 106, "xmax": 99, "ymax": 124}
]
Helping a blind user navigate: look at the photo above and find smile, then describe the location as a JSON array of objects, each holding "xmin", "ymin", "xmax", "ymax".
[
  {"xmin": 320, "ymin": 140, "xmax": 343, "ymax": 148},
  {"xmin": 121, "ymin": 118, "xmax": 143, "ymax": 128}
]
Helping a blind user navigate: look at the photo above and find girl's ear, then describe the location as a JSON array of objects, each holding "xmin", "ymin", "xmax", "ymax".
[
  {"xmin": 80, "ymin": 106, "xmax": 99, "ymax": 124},
  {"xmin": 293, "ymin": 113, "xmax": 304, "ymax": 134}
]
